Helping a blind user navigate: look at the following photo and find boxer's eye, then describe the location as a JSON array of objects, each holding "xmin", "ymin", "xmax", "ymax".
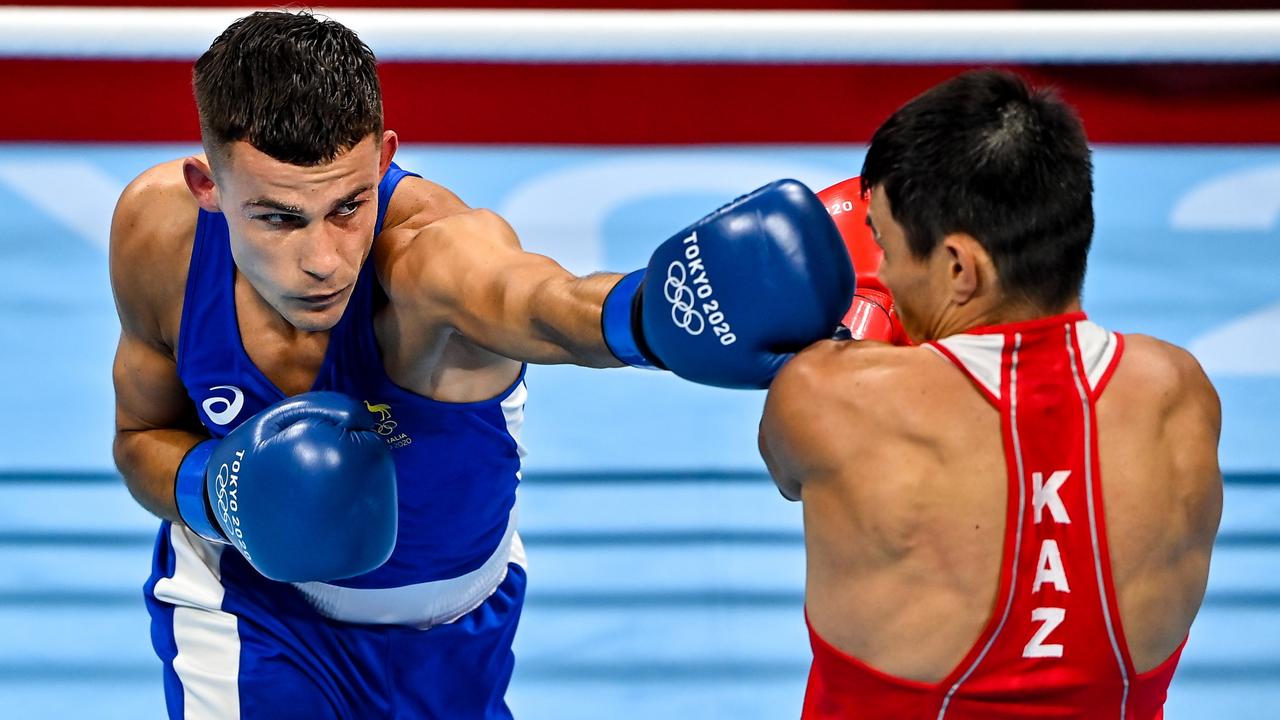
[
  {"xmin": 257, "ymin": 212, "xmax": 303, "ymax": 228},
  {"xmin": 864, "ymin": 216, "xmax": 884, "ymax": 248},
  {"xmin": 332, "ymin": 201, "xmax": 365, "ymax": 218}
]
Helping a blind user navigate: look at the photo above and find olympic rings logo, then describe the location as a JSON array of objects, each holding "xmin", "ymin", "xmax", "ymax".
[{"xmin": 664, "ymin": 261, "xmax": 705, "ymax": 335}]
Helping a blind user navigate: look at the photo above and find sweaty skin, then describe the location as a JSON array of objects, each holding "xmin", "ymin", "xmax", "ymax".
[
  {"xmin": 111, "ymin": 132, "xmax": 622, "ymax": 522},
  {"xmin": 758, "ymin": 189, "xmax": 1222, "ymax": 679}
]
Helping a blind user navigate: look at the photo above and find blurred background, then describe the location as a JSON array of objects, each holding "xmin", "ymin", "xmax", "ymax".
[{"xmin": 1, "ymin": 1, "xmax": 1278, "ymax": 718}]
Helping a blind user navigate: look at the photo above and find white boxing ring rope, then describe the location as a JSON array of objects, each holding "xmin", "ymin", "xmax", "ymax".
[{"xmin": 2, "ymin": 7, "xmax": 1280, "ymax": 63}]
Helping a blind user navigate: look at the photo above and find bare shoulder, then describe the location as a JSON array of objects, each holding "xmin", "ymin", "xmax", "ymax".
[
  {"xmin": 425, "ymin": 206, "xmax": 519, "ymax": 247},
  {"xmin": 761, "ymin": 340, "xmax": 945, "ymax": 500},
  {"xmin": 377, "ymin": 199, "xmax": 522, "ymax": 302},
  {"xmin": 1105, "ymin": 336, "xmax": 1222, "ymax": 551},
  {"xmin": 112, "ymin": 158, "xmax": 198, "ymax": 256},
  {"xmin": 1117, "ymin": 334, "xmax": 1221, "ymax": 427},
  {"xmin": 110, "ymin": 158, "xmax": 200, "ymax": 348},
  {"xmin": 772, "ymin": 340, "xmax": 944, "ymax": 412},
  {"xmin": 771, "ymin": 340, "xmax": 894, "ymax": 407},
  {"xmin": 380, "ymin": 174, "xmax": 472, "ymax": 234},
  {"xmin": 375, "ymin": 174, "xmax": 479, "ymax": 281},
  {"xmin": 765, "ymin": 341, "xmax": 936, "ymax": 457},
  {"xmin": 1110, "ymin": 334, "xmax": 1222, "ymax": 512}
]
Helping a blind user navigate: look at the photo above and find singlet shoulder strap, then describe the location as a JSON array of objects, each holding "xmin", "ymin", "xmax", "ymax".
[
  {"xmin": 176, "ymin": 209, "xmax": 232, "ymax": 374},
  {"xmin": 1072, "ymin": 319, "xmax": 1124, "ymax": 400},
  {"xmin": 927, "ymin": 333, "xmax": 1007, "ymax": 407},
  {"xmin": 374, "ymin": 162, "xmax": 421, "ymax": 237},
  {"xmin": 927, "ymin": 315, "xmax": 1121, "ymax": 407}
]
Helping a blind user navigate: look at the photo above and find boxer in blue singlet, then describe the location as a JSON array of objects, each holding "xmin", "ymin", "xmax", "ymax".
[{"xmin": 109, "ymin": 10, "xmax": 854, "ymax": 719}]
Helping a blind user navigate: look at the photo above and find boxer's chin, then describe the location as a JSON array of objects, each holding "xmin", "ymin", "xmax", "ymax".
[{"xmin": 278, "ymin": 287, "xmax": 353, "ymax": 332}]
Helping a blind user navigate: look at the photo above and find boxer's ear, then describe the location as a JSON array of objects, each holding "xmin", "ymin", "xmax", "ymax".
[
  {"xmin": 182, "ymin": 157, "xmax": 220, "ymax": 213},
  {"xmin": 940, "ymin": 232, "xmax": 993, "ymax": 306},
  {"xmin": 378, "ymin": 131, "xmax": 398, "ymax": 177}
]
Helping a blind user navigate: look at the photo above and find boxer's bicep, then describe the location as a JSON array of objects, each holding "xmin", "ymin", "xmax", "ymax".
[
  {"xmin": 111, "ymin": 326, "xmax": 206, "ymax": 520},
  {"xmin": 112, "ymin": 330, "xmax": 190, "ymax": 434}
]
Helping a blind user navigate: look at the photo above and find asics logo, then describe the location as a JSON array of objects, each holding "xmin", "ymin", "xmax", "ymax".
[
  {"xmin": 202, "ymin": 385, "xmax": 245, "ymax": 426},
  {"xmin": 664, "ymin": 261, "xmax": 705, "ymax": 335}
]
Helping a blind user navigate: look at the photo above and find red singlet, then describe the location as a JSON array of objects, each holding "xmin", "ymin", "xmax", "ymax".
[{"xmin": 803, "ymin": 313, "xmax": 1185, "ymax": 720}]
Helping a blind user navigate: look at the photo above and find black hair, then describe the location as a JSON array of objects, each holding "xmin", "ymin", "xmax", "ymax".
[
  {"xmin": 193, "ymin": 10, "xmax": 383, "ymax": 168},
  {"xmin": 861, "ymin": 69, "xmax": 1094, "ymax": 311}
]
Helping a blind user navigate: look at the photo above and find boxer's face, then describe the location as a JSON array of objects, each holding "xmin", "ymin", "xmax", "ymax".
[
  {"xmin": 213, "ymin": 132, "xmax": 394, "ymax": 332},
  {"xmin": 866, "ymin": 187, "xmax": 938, "ymax": 342}
]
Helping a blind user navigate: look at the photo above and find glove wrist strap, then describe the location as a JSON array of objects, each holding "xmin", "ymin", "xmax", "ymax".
[
  {"xmin": 175, "ymin": 439, "xmax": 227, "ymax": 544},
  {"xmin": 602, "ymin": 270, "xmax": 660, "ymax": 369}
]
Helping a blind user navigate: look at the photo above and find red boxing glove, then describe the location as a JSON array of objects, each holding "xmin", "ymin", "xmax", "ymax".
[
  {"xmin": 817, "ymin": 177, "xmax": 910, "ymax": 345},
  {"xmin": 846, "ymin": 286, "xmax": 898, "ymax": 346}
]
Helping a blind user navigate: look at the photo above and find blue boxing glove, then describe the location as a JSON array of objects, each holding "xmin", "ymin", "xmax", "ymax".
[
  {"xmin": 602, "ymin": 179, "xmax": 854, "ymax": 388},
  {"xmin": 174, "ymin": 391, "xmax": 398, "ymax": 583}
]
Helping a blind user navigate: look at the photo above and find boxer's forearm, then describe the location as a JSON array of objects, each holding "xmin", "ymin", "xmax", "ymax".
[
  {"xmin": 113, "ymin": 427, "xmax": 207, "ymax": 523},
  {"xmin": 518, "ymin": 271, "xmax": 625, "ymax": 368}
]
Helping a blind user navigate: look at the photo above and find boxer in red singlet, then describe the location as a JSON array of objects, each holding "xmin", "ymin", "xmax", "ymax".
[{"xmin": 760, "ymin": 70, "xmax": 1223, "ymax": 719}]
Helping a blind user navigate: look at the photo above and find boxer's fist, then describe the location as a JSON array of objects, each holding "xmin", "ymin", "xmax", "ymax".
[
  {"xmin": 175, "ymin": 391, "xmax": 398, "ymax": 582},
  {"xmin": 602, "ymin": 180, "xmax": 854, "ymax": 388},
  {"xmin": 817, "ymin": 178, "xmax": 910, "ymax": 345}
]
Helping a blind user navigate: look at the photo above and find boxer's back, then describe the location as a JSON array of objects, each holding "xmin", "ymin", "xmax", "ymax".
[{"xmin": 768, "ymin": 316, "xmax": 1221, "ymax": 717}]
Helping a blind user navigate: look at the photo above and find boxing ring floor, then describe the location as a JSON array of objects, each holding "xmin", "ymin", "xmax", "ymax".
[{"xmin": 1, "ymin": 143, "xmax": 1277, "ymax": 718}]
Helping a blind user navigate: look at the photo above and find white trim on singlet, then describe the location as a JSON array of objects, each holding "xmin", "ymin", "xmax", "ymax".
[
  {"xmin": 293, "ymin": 504, "xmax": 523, "ymax": 627},
  {"xmin": 504, "ymin": 380, "xmax": 530, "ymax": 567},
  {"xmin": 1066, "ymin": 324, "xmax": 1131, "ymax": 718},
  {"xmin": 503, "ymin": 379, "xmax": 530, "ymax": 470},
  {"xmin": 504, "ymin": 378, "xmax": 530, "ymax": 570},
  {"xmin": 1074, "ymin": 320, "xmax": 1119, "ymax": 392},
  {"xmin": 934, "ymin": 321, "xmax": 1117, "ymax": 399},
  {"xmin": 151, "ymin": 525, "xmax": 241, "ymax": 720},
  {"xmin": 930, "ymin": 333, "xmax": 1006, "ymax": 400},
  {"xmin": 937, "ymin": 333, "xmax": 1027, "ymax": 719}
]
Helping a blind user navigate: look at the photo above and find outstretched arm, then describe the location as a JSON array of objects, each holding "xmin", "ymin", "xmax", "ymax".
[{"xmin": 385, "ymin": 180, "xmax": 855, "ymax": 389}]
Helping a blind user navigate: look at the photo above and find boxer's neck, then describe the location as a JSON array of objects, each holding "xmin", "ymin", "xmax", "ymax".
[{"xmin": 932, "ymin": 294, "xmax": 1083, "ymax": 340}]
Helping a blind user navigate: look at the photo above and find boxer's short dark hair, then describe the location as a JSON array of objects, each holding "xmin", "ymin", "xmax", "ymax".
[
  {"xmin": 193, "ymin": 10, "xmax": 383, "ymax": 169},
  {"xmin": 861, "ymin": 69, "xmax": 1093, "ymax": 311}
]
